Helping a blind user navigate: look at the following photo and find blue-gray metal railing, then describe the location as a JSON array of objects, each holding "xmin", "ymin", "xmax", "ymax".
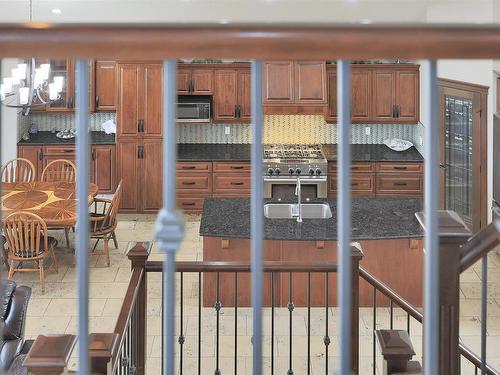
[
  {"xmin": 75, "ymin": 59, "xmax": 90, "ymax": 375},
  {"xmin": 337, "ymin": 60, "xmax": 352, "ymax": 375},
  {"xmin": 423, "ymin": 60, "xmax": 439, "ymax": 375},
  {"xmin": 250, "ymin": 59, "xmax": 264, "ymax": 375}
]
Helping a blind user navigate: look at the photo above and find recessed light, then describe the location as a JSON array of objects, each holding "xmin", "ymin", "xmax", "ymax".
[
  {"xmin": 219, "ymin": 19, "xmax": 230, "ymax": 24},
  {"xmin": 51, "ymin": 8, "xmax": 62, "ymax": 15},
  {"xmin": 360, "ymin": 19, "xmax": 372, "ymax": 24}
]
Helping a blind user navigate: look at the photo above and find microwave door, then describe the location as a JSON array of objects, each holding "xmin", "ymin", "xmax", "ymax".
[{"xmin": 177, "ymin": 104, "xmax": 200, "ymax": 121}]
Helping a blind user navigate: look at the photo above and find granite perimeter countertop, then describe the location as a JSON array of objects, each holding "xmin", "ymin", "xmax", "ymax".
[
  {"xmin": 322, "ymin": 144, "xmax": 423, "ymax": 162},
  {"xmin": 200, "ymin": 197, "xmax": 423, "ymax": 241},
  {"xmin": 18, "ymin": 131, "xmax": 115, "ymax": 145}
]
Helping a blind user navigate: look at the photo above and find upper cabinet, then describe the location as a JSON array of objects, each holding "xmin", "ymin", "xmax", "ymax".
[
  {"xmin": 264, "ymin": 61, "xmax": 327, "ymax": 110},
  {"xmin": 177, "ymin": 66, "xmax": 213, "ymax": 95},
  {"xmin": 326, "ymin": 64, "xmax": 419, "ymax": 124},
  {"xmin": 213, "ymin": 66, "xmax": 251, "ymax": 123},
  {"xmin": 116, "ymin": 63, "xmax": 163, "ymax": 138},
  {"xmin": 92, "ymin": 61, "xmax": 117, "ymax": 111}
]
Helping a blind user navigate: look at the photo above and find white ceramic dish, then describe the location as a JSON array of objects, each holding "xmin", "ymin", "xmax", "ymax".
[{"xmin": 383, "ymin": 138, "xmax": 413, "ymax": 152}]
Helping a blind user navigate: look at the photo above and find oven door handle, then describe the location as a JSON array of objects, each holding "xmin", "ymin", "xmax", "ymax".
[{"xmin": 263, "ymin": 177, "xmax": 327, "ymax": 183}]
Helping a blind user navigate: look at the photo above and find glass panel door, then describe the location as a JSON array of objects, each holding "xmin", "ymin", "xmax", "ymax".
[{"xmin": 444, "ymin": 95, "xmax": 473, "ymax": 225}]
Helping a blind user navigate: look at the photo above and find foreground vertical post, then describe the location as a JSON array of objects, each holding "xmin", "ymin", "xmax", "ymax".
[
  {"xmin": 481, "ymin": 256, "xmax": 487, "ymax": 375},
  {"xmin": 156, "ymin": 60, "xmax": 184, "ymax": 375},
  {"xmin": 423, "ymin": 60, "xmax": 439, "ymax": 375},
  {"xmin": 337, "ymin": 60, "xmax": 352, "ymax": 375},
  {"xmin": 251, "ymin": 60, "xmax": 264, "ymax": 375},
  {"xmin": 76, "ymin": 59, "xmax": 90, "ymax": 375}
]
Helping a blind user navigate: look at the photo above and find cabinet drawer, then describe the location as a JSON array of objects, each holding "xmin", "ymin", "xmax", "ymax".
[
  {"xmin": 375, "ymin": 162, "xmax": 423, "ymax": 173},
  {"xmin": 376, "ymin": 174, "xmax": 423, "ymax": 195},
  {"xmin": 176, "ymin": 162, "xmax": 212, "ymax": 172},
  {"xmin": 176, "ymin": 175, "xmax": 211, "ymax": 193},
  {"xmin": 44, "ymin": 146, "xmax": 76, "ymax": 155},
  {"xmin": 213, "ymin": 162, "xmax": 251, "ymax": 173},
  {"xmin": 329, "ymin": 174, "xmax": 375, "ymax": 195},
  {"xmin": 328, "ymin": 162, "xmax": 374, "ymax": 173},
  {"xmin": 176, "ymin": 196, "xmax": 207, "ymax": 212},
  {"xmin": 213, "ymin": 175, "xmax": 251, "ymax": 192}
]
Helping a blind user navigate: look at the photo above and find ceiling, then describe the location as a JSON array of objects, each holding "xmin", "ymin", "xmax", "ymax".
[{"xmin": 0, "ymin": 0, "xmax": 497, "ymax": 24}]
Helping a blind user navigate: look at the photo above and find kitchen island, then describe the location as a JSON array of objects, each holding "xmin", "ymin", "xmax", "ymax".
[{"xmin": 200, "ymin": 197, "xmax": 423, "ymax": 307}]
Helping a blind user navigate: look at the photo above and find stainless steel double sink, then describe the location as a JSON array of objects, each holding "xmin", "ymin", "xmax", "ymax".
[{"xmin": 263, "ymin": 203, "xmax": 332, "ymax": 219}]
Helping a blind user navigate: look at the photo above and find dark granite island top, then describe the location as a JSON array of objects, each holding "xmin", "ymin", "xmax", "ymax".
[
  {"xmin": 200, "ymin": 197, "xmax": 423, "ymax": 241},
  {"xmin": 18, "ymin": 131, "xmax": 115, "ymax": 145},
  {"xmin": 322, "ymin": 144, "xmax": 423, "ymax": 162}
]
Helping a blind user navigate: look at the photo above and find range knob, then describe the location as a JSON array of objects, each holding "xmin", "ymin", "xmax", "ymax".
[
  {"xmin": 288, "ymin": 168, "xmax": 295, "ymax": 175},
  {"xmin": 309, "ymin": 168, "xmax": 315, "ymax": 176},
  {"xmin": 267, "ymin": 168, "xmax": 274, "ymax": 176},
  {"xmin": 315, "ymin": 168, "xmax": 322, "ymax": 176},
  {"xmin": 295, "ymin": 168, "xmax": 301, "ymax": 175},
  {"xmin": 275, "ymin": 168, "xmax": 281, "ymax": 176}
]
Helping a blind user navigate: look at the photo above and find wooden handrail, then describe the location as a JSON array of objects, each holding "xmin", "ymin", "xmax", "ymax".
[
  {"xmin": 359, "ymin": 266, "xmax": 499, "ymax": 375},
  {"xmin": 460, "ymin": 220, "xmax": 500, "ymax": 272},
  {"xmin": 3, "ymin": 24, "xmax": 500, "ymax": 59},
  {"xmin": 145, "ymin": 260, "xmax": 339, "ymax": 273}
]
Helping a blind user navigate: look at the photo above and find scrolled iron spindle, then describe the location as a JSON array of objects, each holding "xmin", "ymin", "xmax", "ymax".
[
  {"xmin": 407, "ymin": 312, "xmax": 411, "ymax": 334},
  {"xmin": 390, "ymin": 300, "xmax": 394, "ymax": 330},
  {"xmin": 288, "ymin": 272, "xmax": 294, "ymax": 375},
  {"xmin": 215, "ymin": 271, "xmax": 221, "ymax": 375},
  {"xmin": 324, "ymin": 272, "xmax": 330, "ymax": 374},
  {"xmin": 179, "ymin": 272, "xmax": 185, "ymax": 375}
]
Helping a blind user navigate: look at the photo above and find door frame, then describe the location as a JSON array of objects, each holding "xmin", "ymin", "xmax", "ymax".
[{"xmin": 438, "ymin": 78, "xmax": 488, "ymax": 231}]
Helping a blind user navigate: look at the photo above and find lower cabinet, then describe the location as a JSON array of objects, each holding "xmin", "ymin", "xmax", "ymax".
[
  {"xmin": 17, "ymin": 144, "xmax": 116, "ymax": 194},
  {"xmin": 176, "ymin": 162, "xmax": 212, "ymax": 213},
  {"xmin": 212, "ymin": 161, "xmax": 251, "ymax": 198}
]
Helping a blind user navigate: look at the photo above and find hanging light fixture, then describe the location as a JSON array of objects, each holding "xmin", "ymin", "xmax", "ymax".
[{"xmin": 0, "ymin": 0, "xmax": 65, "ymax": 115}]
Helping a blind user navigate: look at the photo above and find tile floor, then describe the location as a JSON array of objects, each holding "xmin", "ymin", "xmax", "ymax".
[{"xmin": 2, "ymin": 213, "xmax": 500, "ymax": 374}]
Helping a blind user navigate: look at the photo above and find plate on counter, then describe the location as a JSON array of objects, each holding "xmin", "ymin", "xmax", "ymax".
[
  {"xmin": 56, "ymin": 130, "xmax": 76, "ymax": 139},
  {"xmin": 383, "ymin": 138, "xmax": 413, "ymax": 152}
]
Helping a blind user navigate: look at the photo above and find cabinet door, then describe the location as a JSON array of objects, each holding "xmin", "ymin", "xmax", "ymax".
[
  {"xmin": 325, "ymin": 68, "xmax": 337, "ymax": 122},
  {"xmin": 192, "ymin": 69, "xmax": 213, "ymax": 94},
  {"xmin": 91, "ymin": 145, "xmax": 116, "ymax": 193},
  {"xmin": 94, "ymin": 61, "xmax": 116, "ymax": 111},
  {"xmin": 143, "ymin": 64, "xmax": 163, "ymax": 137},
  {"xmin": 294, "ymin": 61, "xmax": 327, "ymax": 104},
  {"xmin": 351, "ymin": 69, "xmax": 372, "ymax": 121},
  {"xmin": 372, "ymin": 70, "xmax": 396, "ymax": 122},
  {"xmin": 34, "ymin": 59, "xmax": 74, "ymax": 112},
  {"xmin": 264, "ymin": 61, "xmax": 294, "ymax": 103},
  {"xmin": 17, "ymin": 145, "xmax": 43, "ymax": 180},
  {"xmin": 177, "ymin": 69, "xmax": 191, "ymax": 94},
  {"xmin": 213, "ymin": 69, "xmax": 238, "ymax": 121},
  {"xmin": 117, "ymin": 64, "xmax": 141, "ymax": 137},
  {"xmin": 141, "ymin": 139, "xmax": 163, "ymax": 212},
  {"xmin": 395, "ymin": 70, "xmax": 419, "ymax": 122},
  {"xmin": 237, "ymin": 69, "xmax": 252, "ymax": 122},
  {"xmin": 117, "ymin": 139, "xmax": 140, "ymax": 211}
]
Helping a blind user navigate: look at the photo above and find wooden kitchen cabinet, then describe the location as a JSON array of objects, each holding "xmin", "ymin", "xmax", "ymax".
[
  {"xmin": 294, "ymin": 61, "xmax": 327, "ymax": 104},
  {"xmin": 177, "ymin": 67, "xmax": 213, "ymax": 95},
  {"xmin": 17, "ymin": 145, "xmax": 43, "ymax": 180},
  {"xmin": 213, "ymin": 67, "xmax": 251, "ymax": 123},
  {"xmin": 117, "ymin": 139, "xmax": 140, "ymax": 211},
  {"xmin": 92, "ymin": 61, "xmax": 117, "ymax": 111},
  {"xmin": 263, "ymin": 61, "xmax": 294, "ymax": 103},
  {"xmin": 212, "ymin": 161, "xmax": 251, "ymax": 197},
  {"xmin": 176, "ymin": 162, "xmax": 212, "ymax": 213},
  {"xmin": 90, "ymin": 145, "xmax": 116, "ymax": 193}
]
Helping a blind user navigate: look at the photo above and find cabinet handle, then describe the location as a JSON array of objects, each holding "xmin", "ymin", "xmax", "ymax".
[
  {"xmin": 95, "ymin": 95, "xmax": 100, "ymax": 108},
  {"xmin": 62, "ymin": 149, "xmax": 75, "ymax": 153},
  {"xmin": 351, "ymin": 182, "xmax": 359, "ymax": 186},
  {"xmin": 230, "ymin": 182, "xmax": 244, "ymax": 186},
  {"xmin": 237, "ymin": 105, "xmax": 241, "ymax": 118},
  {"xmin": 141, "ymin": 146, "xmax": 144, "ymax": 159},
  {"xmin": 182, "ymin": 181, "xmax": 196, "ymax": 185},
  {"xmin": 234, "ymin": 105, "xmax": 238, "ymax": 117},
  {"xmin": 230, "ymin": 166, "xmax": 245, "ymax": 170},
  {"xmin": 137, "ymin": 146, "xmax": 141, "ymax": 159},
  {"xmin": 92, "ymin": 149, "xmax": 96, "ymax": 160},
  {"xmin": 394, "ymin": 182, "xmax": 408, "ymax": 186},
  {"xmin": 189, "ymin": 80, "xmax": 195, "ymax": 93},
  {"xmin": 38, "ymin": 149, "xmax": 43, "ymax": 160},
  {"xmin": 181, "ymin": 166, "xmax": 196, "ymax": 170},
  {"xmin": 396, "ymin": 105, "xmax": 401, "ymax": 118},
  {"xmin": 393, "ymin": 166, "xmax": 408, "ymax": 170},
  {"xmin": 392, "ymin": 104, "xmax": 397, "ymax": 118},
  {"xmin": 138, "ymin": 120, "xmax": 145, "ymax": 133},
  {"xmin": 182, "ymin": 202, "xmax": 196, "ymax": 206},
  {"xmin": 68, "ymin": 96, "xmax": 74, "ymax": 108}
]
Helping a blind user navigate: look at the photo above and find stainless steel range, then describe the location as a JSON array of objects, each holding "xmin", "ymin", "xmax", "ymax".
[{"xmin": 263, "ymin": 144, "xmax": 328, "ymax": 199}]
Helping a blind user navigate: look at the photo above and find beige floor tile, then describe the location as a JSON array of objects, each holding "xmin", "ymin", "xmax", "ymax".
[
  {"xmin": 25, "ymin": 315, "xmax": 72, "ymax": 336},
  {"xmin": 102, "ymin": 298, "xmax": 125, "ymax": 317},
  {"xmin": 26, "ymin": 298, "xmax": 51, "ymax": 317},
  {"xmin": 44, "ymin": 298, "xmax": 106, "ymax": 317}
]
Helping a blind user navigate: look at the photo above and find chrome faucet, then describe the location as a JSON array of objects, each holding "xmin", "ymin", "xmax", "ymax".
[{"xmin": 295, "ymin": 176, "xmax": 302, "ymax": 223}]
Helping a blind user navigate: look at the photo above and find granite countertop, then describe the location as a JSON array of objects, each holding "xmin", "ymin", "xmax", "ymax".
[
  {"xmin": 200, "ymin": 197, "xmax": 423, "ymax": 241},
  {"xmin": 322, "ymin": 144, "xmax": 423, "ymax": 162},
  {"xmin": 18, "ymin": 131, "xmax": 115, "ymax": 145}
]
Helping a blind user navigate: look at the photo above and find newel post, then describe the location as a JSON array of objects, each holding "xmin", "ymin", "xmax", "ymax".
[
  {"xmin": 351, "ymin": 243, "xmax": 364, "ymax": 375},
  {"xmin": 23, "ymin": 334, "xmax": 76, "ymax": 375},
  {"xmin": 416, "ymin": 211, "xmax": 471, "ymax": 375}
]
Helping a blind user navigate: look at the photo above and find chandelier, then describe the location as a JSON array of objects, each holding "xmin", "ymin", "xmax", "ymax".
[{"xmin": 0, "ymin": 58, "xmax": 65, "ymax": 116}]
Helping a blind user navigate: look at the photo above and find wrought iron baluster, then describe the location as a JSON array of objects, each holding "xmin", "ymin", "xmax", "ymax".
[
  {"xmin": 325, "ymin": 272, "xmax": 330, "ymax": 375},
  {"xmin": 407, "ymin": 312, "xmax": 410, "ymax": 335},
  {"xmin": 373, "ymin": 286, "xmax": 376, "ymax": 375},
  {"xmin": 390, "ymin": 300, "xmax": 394, "ymax": 330},
  {"xmin": 288, "ymin": 272, "xmax": 294, "ymax": 375},
  {"xmin": 215, "ymin": 271, "xmax": 221, "ymax": 375},
  {"xmin": 307, "ymin": 272, "xmax": 311, "ymax": 375},
  {"xmin": 234, "ymin": 272, "xmax": 238, "ymax": 375},
  {"xmin": 198, "ymin": 272, "xmax": 202, "ymax": 375},
  {"xmin": 271, "ymin": 271, "xmax": 275, "ymax": 375},
  {"xmin": 179, "ymin": 272, "xmax": 185, "ymax": 375}
]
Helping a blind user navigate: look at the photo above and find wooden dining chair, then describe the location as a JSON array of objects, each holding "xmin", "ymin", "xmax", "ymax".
[
  {"xmin": 2, "ymin": 212, "xmax": 58, "ymax": 293},
  {"xmin": 1, "ymin": 158, "xmax": 36, "ymax": 183},
  {"xmin": 41, "ymin": 159, "xmax": 77, "ymax": 183},
  {"xmin": 89, "ymin": 181, "xmax": 122, "ymax": 267}
]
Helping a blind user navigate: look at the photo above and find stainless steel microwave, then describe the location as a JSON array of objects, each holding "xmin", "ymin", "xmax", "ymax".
[{"xmin": 177, "ymin": 96, "xmax": 211, "ymax": 123}]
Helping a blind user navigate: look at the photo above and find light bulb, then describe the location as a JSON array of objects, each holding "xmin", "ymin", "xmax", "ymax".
[
  {"xmin": 34, "ymin": 68, "xmax": 44, "ymax": 86},
  {"xmin": 40, "ymin": 64, "xmax": 50, "ymax": 80},
  {"xmin": 49, "ymin": 83, "xmax": 58, "ymax": 100},
  {"xmin": 3, "ymin": 77, "xmax": 13, "ymax": 93},
  {"xmin": 17, "ymin": 63, "xmax": 27, "ymax": 79},
  {"xmin": 11, "ymin": 68, "xmax": 21, "ymax": 85},
  {"xmin": 54, "ymin": 76, "xmax": 64, "ymax": 92},
  {"xmin": 19, "ymin": 87, "xmax": 30, "ymax": 105}
]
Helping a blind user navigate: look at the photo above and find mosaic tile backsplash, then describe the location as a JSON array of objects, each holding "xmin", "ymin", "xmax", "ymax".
[{"xmin": 19, "ymin": 113, "xmax": 424, "ymax": 149}]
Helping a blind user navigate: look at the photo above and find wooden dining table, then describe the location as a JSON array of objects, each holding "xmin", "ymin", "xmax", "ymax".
[{"xmin": 1, "ymin": 181, "xmax": 98, "ymax": 227}]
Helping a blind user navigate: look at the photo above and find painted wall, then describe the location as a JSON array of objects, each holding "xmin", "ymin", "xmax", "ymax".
[{"xmin": 1, "ymin": 59, "xmax": 20, "ymax": 164}]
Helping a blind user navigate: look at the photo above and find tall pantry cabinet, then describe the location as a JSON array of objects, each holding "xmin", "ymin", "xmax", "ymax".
[{"xmin": 116, "ymin": 63, "xmax": 163, "ymax": 212}]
